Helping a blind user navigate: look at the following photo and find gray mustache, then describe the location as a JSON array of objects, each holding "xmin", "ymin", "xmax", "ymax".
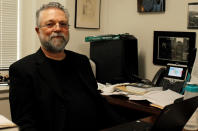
[{"xmin": 50, "ymin": 33, "xmax": 65, "ymax": 39}]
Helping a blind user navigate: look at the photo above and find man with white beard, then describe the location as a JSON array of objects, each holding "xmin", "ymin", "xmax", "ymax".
[{"xmin": 9, "ymin": 2, "xmax": 125, "ymax": 131}]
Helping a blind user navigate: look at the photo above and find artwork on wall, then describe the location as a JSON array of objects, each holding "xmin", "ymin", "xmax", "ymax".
[
  {"xmin": 137, "ymin": 0, "xmax": 165, "ymax": 13},
  {"xmin": 153, "ymin": 31, "xmax": 196, "ymax": 66},
  {"xmin": 188, "ymin": 3, "xmax": 198, "ymax": 29},
  {"xmin": 75, "ymin": 0, "xmax": 101, "ymax": 29}
]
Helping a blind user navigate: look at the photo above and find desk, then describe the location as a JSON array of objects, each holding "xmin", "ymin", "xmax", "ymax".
[
  {"xmin": 0, "ymin": 127, "xmax": 18, "ymax": 131},
  {"xmin": 103, "ymin": 95, "xmax": 161, "ymax": 116}
]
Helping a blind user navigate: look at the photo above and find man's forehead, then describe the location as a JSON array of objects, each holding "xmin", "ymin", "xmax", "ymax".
[
  {"xmin": 39, "ymin": 8, "xmax": 68, "ymax": 22},
  {"xmin": 39, "ymin": 8, "xmax": 67, "ymax": 18}
]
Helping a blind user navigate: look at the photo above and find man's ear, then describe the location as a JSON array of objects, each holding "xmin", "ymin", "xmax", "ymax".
[{"xmin": 35, "ymin": 27, "xmax": 40, "ymax": 34}]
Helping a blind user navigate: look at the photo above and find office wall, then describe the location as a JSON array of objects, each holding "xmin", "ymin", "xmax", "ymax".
[
  {"xmin": 20, "ymin": 0, "xmax": 198, "ymax": 80},
  {"xmin": 101, "ymin": 0, "xmax": 198, "ymax": 80},
  {"xmin": 20, "ymin": 0, "xmax": 103, "ymax": 57}
]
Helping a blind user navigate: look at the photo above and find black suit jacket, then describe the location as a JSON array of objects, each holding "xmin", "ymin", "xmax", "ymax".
[{"xmin": 9, "ymin": 49, "xmax": 124, "ymax": 131}]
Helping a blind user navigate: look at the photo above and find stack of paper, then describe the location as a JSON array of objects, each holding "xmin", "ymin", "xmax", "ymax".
[
  {"xmin": 0, "ymin": 115, "xmax": 17, "ymax": 129},
  {"xmin": 98, "ymin": 82, "xmax": 184, "ymax": 109},
  {"xmin": 143, "ymin": 89, "xmax": 183, "ymax": 109},
  {"xmin": 98, "ymin": 82, "xmax": 130, "ymax": 95}
]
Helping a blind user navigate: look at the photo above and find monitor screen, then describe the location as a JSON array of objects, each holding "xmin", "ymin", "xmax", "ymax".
[
  {"xmin": 168, "ymin": 67, "xmax": 183, "ymax": 77},
  {"xmin": 166, "ymin": 64, "xmax": 187, "ymax": 80},
  {"xmin": 153, "ymin": 31, "xmax": 196, "ymax": 66}
]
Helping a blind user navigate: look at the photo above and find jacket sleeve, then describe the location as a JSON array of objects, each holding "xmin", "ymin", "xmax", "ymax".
[{"xmin": 9, "ymin": 64, "xmax": 38, "ymax": 131}]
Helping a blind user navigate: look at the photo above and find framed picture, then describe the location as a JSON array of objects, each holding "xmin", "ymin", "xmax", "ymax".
[
  {"xmin": 137, "ymin": 0, "xmax": 165, "ymax": 13},
  {"xmin": 75, "ymin": 0, "xmax": 101, "ymax": 29},
  {"xmin": 153, "ymin": 31, "xmax": 196, "ymax": 66},
  {"xmin": 188, "ymin": 3, "xmax": 198, "ymax": 29}
]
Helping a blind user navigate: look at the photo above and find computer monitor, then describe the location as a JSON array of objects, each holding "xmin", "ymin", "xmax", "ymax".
[{"xmin": 153, "ymin": 31, "xmax": 196, "ymax": 66}]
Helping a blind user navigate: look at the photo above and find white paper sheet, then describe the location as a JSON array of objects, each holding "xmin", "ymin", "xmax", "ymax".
[
  {"xmin": 0, "ymin": 115, "xmax": 16, "ymax": 128},
  {"xmin": 143, "ymin": 89, "xmax": 183, "ymax": 108}
]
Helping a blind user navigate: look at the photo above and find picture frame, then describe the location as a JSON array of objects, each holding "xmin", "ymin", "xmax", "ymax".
[
  {"xmin": 137, "ymin": 0, "xmax": 165, "ymax": 13},
  {"xmin": 75, "ymin": 0, "xmax": 101, "ymax": 29},
  {"xmin": 153, "ymin": 31, "xmax": 196, "ymax": 66},
  {"xmin": 188, "ymin": 3, "xmax": 198, "ymax": 29}
]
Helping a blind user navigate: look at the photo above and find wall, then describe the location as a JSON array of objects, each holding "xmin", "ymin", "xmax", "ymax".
[
  {"xmin": 0, "ymin": 92, "xmax": 10, "ymax": 120},
  {"xmin": 20, "ymin": 0, "xmax": 198, "ymax": 80},
  {"xmin": 101, "ymin": 0, "xmax": 198, "ymax": 80},
  {"xmin": 20, "ymin": 0, "xmax": 104, "ymax": 57}
]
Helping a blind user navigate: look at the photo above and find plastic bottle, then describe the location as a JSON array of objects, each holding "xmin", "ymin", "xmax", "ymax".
[{"xmin": 184, "ymin": 84, "xmax": 198, "ymax": 130}]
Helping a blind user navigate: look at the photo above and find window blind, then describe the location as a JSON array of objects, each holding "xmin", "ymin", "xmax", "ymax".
[{"xmin": 0, "ymin": 0, "xmax": 18, "ymax": 69}]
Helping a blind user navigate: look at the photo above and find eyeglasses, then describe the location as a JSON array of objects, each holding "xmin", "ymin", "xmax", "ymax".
[{"xmin": 39, "ymin": 22, "xmax": 70, "ymax": 29}]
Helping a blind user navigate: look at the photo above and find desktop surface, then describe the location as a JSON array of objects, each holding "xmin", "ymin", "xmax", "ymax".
[{"xmin": 103, "ymin": 95, "xmax": 161, "ymax": 116}]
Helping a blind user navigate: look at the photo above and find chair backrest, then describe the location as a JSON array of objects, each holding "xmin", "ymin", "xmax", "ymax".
[{"xmin": 151, "ymin": 96, "xmax": 198, "ymax": 131}]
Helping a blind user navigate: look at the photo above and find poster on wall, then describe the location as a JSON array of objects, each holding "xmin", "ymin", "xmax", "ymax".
[
  {"xmin": 188, "ymin": 3, "xmax": 198, "ymax": 29},
  {"xmin": 75, "ymin": 0, "xmax": 101, "ymax": 29},
  {"xmin": 137, "ymin": 0, "xmax": 165, "ymax": 13}
]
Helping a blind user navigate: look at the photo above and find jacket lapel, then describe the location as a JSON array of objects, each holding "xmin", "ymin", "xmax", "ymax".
[{"xmin": 35, "ymin": 49, "xmax": 65, "ymax": 101}]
